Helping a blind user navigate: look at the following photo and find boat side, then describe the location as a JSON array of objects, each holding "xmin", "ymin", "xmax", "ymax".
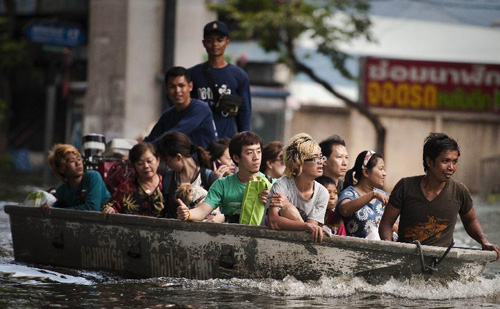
[{"xmin": 4, "ymin": 205, "xmax": 495, "ymax": 280}]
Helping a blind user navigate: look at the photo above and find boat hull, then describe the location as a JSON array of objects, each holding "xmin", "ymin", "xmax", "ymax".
[{"xmin": 4, "ymin": 205, "xmax": 495, "ymax": 281}]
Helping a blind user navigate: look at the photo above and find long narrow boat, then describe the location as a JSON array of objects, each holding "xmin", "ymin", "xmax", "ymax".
[{"xmin": 4, "ymin": 205, "xmax": 496, "ymax": 281}]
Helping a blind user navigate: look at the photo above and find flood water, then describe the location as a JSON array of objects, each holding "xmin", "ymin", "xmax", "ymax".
[{"xmin": 2, "ymin": 171, "xmax": 500, "ymax": 308}]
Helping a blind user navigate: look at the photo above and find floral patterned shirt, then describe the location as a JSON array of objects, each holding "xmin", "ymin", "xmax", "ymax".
[
  {"xmin": 102, "ymin": 174, "xmax": 164, "ymax": 217},
  {"xmin": 336, "ymin": 185, "xmax": 387, "ymax": 238}
]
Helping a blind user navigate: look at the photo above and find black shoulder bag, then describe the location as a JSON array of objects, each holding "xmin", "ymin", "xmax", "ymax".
[{"xmin": 203, "ymin": 62, "xmax": 243, "ymax": 117}]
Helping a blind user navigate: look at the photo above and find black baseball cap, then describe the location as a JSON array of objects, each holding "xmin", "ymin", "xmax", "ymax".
[{"xmin": 203, "ymin": 21, "xmax": 229, "ymax": 37}]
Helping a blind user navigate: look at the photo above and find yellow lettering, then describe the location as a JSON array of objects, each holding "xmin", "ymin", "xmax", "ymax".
[
  {"xmin": 410, "ymin": 84, "xmax": 422, "ymax": 108},
  {"xmin": 424, "ymin": 85, "xmax": 437, "ymax": 109},
  {"xmin": 382, "ymin": 82, "xmax": 395, "ymax": 107},
  {"xmin": 367, "ymin": 81, "xmax": 380, "ymax": 106},
  {"xmin": 396, "ymin": 83, "xmax": 409, "ymax": 107}
]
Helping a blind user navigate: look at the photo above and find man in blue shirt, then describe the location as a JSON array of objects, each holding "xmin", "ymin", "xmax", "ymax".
[
  {"xmin": 144, "ymin": 66, "xmax": 217, "ymax": 148},
  {"xmin": 189, "ymin": 21, "xmax": 251, "ymax": 139}
]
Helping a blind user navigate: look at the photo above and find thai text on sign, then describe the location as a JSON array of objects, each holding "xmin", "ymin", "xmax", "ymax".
[{"xmin": 361, "ymin": 57, "xmax": 500, "ymax": 113}]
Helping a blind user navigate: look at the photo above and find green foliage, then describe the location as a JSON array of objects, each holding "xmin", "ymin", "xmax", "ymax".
[{"xmin": 209, "ymin": 0, "xmax": 372, "ymax": 80}]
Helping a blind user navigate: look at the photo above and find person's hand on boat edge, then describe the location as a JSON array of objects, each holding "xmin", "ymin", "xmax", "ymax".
[
  {"xmin": 40, "ymin": 203, "xmax": 51, "ymax": 210},
  {"xmin": 481, "ymin": 242, "xmax": 500, "ymax": 261},
  {"xmin": 101, "ymin": 206, "xmax": 117, "ymax": 217},
  {"xmin": 306, "ymin": 222, "xmax": 324, "ymax": 243}
]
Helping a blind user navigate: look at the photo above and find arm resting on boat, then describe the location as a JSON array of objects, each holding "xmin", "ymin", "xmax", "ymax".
[
  {"xmin": 379, "ymin": 203, "xmax": 400, "ymax": 241},
  {"xmin": 460, "ymin": 207, "xmax": 500, "ymax": 261},
  {"xmin": 177, "ymin": 200, "xmax": 215, "ymax": 221},
  {"xmin": 267, "ymin": 206, "xmax": 324, "ymax": 243}
]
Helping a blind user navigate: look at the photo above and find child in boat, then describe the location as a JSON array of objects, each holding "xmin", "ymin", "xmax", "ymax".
[
  {"xmin": 336, "ymin": 150, "xmax": 388, "ymax": 239},
  {"xmin": 316, "ymin": 175, "xmax": 346, "ymax": 236},
  {"xmin": 41, "ymin": 144, "xmax": 110, "ymax": 211},
  {"xmin": 261, "ymin": 133, "xmax": 329, "ymax": 243}
]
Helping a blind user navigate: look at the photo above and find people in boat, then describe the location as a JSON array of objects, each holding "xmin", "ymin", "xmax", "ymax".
[
  {"xmin": 41, "ymin": 144, "xmax": 110, "ymax": 211},
  {"xmin": 316, "ymin": 175, "xmax": 346, "ymax": 236},
  {"xmin": 336, "ymin": 150, "xmax": 388, "ymax": 239},
  {"xmin": 319, "ymin": 135, "xmax": 349, "ymax": 192},
  {"xmin": 261, "ymin": 133, "xmax": 329, "ymax": 243},
  {"xmin": 177, "ymin": 131, "xmax": 269, "ymax": 223},
  {"xmin": 260, "ymin": 141, "xmax": 285, "ymax": 179},
  {"xmin": 379, "ymin": 132, "xmax": 500, "ymax": 260},
  {"xmin": 101, "ymin": 142, "xmax": 164, "ymax": 217},
  {"xmin": 143, "ymin": 66, "xmax": 217, "ymax": 148},
  {"xmin": 155, "ymin": 131, "xmax": 221, "ymax": 221},
  {"xmin": 188, "ymin": 20, "xmax": 251, "ymax": 139},
  {"xmin": 207, "ymin": 137, "xmax": 236, "ymax": 178}
]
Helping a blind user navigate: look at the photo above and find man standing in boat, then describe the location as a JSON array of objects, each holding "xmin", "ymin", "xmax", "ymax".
[
  {"xmin": 379, "ymin": 132, "xmax": 499, "ymax": 260},
  {"xmin": 177, "ymin": 131, "xmax": 267, "ymax": 223},
  {"xmin": 144, "ymin": 66, "xmax": 217, "ymax": 148},
  {"xmin": 319, "ymin": 135, "xmax": 349, "ymax": 193},
  {"xmin": 188, "ymin": 21, "xmax": 251, "ymax": 139}
]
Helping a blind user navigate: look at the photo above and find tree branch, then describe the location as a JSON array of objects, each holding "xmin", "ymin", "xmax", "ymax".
[{"xmin": 286, "ymin": 44, "xmax": 385, "ymax": 154}]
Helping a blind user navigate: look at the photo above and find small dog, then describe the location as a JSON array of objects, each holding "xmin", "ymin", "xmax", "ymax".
[
  {"xmin": 175, "ymin": 183, "xmax": 220, "ymax": 222},
  {"xmin": 175, "ymin": 183, "xmax": 207, "ymax": 209}
]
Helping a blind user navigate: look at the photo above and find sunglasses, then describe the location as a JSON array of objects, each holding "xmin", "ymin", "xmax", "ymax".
[{"xmin": 304, "ymin": 156, "xmax": 327, "ymax": 163}]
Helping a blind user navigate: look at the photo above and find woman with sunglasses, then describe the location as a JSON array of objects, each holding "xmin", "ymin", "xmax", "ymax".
[
  {"xmin": 336, "ymin": 150, "xmax": 388, "ymax": 239},
  {"xmin": 260, "ymin": 141, "xmax": 285, "ymax": 179},
  {"xmin": 261, "ymin": 133, "xmax": 329, "ymax": 243}
]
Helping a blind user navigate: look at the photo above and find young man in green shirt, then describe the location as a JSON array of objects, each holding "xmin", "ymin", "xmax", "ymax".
[{"xmin": 177, "ymin": 131, "xmax": 267, "ymax": 223}]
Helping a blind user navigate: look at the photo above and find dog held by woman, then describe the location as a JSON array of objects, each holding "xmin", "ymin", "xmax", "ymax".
[{"xmin": 175, "ymin": 183, "xmax": 224, "ymax": 222}]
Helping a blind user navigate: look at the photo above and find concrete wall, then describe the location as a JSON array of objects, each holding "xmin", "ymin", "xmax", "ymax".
[
  {"xmin": 175, "ymin": 0, "xmax": 216, "ymax": 68},
  {"xmin": 85, "ymin": 0, "xmax": 128, "ymax": 140},
  {"xmin": 290, "ymin": 106, "xmax": 500, "ymax": 193},
  {"xmin": 124, "ymin": 0, "xmax": 165, "ymax": 140}
]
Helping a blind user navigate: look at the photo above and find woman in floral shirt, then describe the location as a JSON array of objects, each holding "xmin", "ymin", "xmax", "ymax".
[
  {"xmin": 102, "ymin": 142, "xmax": 164, "ymax": 217},
  {"xmin": 336, "ymin": 150, "xmax": 388, "ymax": 239}
]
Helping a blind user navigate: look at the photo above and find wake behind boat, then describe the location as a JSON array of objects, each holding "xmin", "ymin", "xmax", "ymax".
[{"xmin": 4, "ymin": 205, "xmax": 496, "ymax": 281}]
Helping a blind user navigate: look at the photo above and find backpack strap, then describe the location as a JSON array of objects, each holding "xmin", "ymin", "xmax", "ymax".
[
  {"xmin": 264, "ymin": 174, "xmax": 273, "ymax": 184},
  {"xmin": 162, "ymin": 169, "xmax": 175, "ymax": 192},
  {"xmin": 202, "ymin": 61, "xmax": 220, "ymax": 103},
  {"xmin": 200, "ymin": 168, "xmax": 212, "ymax": 189}
]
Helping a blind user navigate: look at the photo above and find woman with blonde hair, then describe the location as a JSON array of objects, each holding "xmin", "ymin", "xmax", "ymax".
[
  {"xmin": 42, "ymin": 143, "xmax": 110, "ymax": 211},
  {"xmin": 261, "ymin": 133, "xmax": 329, "ymax": 243}
]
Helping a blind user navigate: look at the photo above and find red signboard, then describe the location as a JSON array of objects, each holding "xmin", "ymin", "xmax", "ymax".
[{"xmin": 361, "ymin": 56, "xmax": 500, "ymax": 113}]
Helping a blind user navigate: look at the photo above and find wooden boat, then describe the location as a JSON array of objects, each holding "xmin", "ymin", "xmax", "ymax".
[{"xmin": 4, "ymin": 205, "xmax": 496, "ymax": 281}]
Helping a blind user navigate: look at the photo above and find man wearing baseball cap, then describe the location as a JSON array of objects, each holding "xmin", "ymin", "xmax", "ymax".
[{"xmin": 188, "ymin": 21, "xmax": 252, "ymax": 139}]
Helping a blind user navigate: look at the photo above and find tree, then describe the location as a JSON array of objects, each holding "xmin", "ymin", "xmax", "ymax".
[{"xmin": 209, "ymin": 0, "xmax": 386, "ymax": 153}]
